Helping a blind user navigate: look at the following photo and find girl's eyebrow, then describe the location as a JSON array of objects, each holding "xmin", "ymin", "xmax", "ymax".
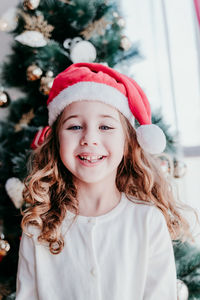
[
  {"xmin": 62, "ymin": 115, "xmax": 79, "ymax": 124},
  {"xmin": 62, "ymin": 114, "xmax": 119, "ymax": 124}
]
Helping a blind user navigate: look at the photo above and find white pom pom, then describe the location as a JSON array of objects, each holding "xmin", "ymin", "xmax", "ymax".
[
  {"xmin": 5, "ymin": 177, "xmax": 25, "ymax": 209},
  {"xmin": 136, "ymin": 124, "xmax": 166, "ymax": 154}
]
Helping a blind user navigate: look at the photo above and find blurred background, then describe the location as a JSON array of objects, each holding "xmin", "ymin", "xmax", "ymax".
[{"xmin": 0, "ymin": 0, "xmax": 200, "ymax": 299}]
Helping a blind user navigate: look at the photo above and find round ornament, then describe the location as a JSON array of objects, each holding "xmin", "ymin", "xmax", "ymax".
[
  {"xmin": 23, "ymin": 0, "xmax": 40, "ymax": 10},
  {"xmin": 46, "ymin": 70, "xmax": 53, "ymax": 78},
  {"xmin": 117, "ymin": 17, "xmax": 125, "ymax": 27},
  {"xmin": 112, "ymin": 12, "xmax": 119, "ymax": 18},
  {"xmin": 120, "ymin": 36, "xmax": 132, "ymax": 51},
  {"xmin": 177, "ymin": 279, "xmax": 189, "ymax": 300},
  {"xmin": 0, "ymin": 239, "xmax": 10, "ymax": 252},
  {"xmin": 39, "ymin": 71, "xmax": 54, "ymax": 95},
  {"xmin": 0, "ymin": 233, "xmax": 10, "ymax": 262},
  {"xmin": 156, "ymin": 152, "xmax": 174, "ymax": 177},
  {"xmin": 0, "ymin": 88, "xmax": 11, "ymax": 108},
  {"xmin": 70, "ymin": 40, "xmax": 96, "ymax": 63},
  {"xmin": 27, "ymin": 64, "xmax": 43, "ymax": 81},
  {"xmin": 0, "ymin": 7, "xmax": 18, "ymax": 32},
  {"xmin": 174, "ymin": 160, "xmax": 187, "ymax": 178}
]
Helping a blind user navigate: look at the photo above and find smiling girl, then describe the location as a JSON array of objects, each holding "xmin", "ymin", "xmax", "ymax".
[{"xmin": 16, "ymin": 63, "xmax": 195, "ymax": 300}]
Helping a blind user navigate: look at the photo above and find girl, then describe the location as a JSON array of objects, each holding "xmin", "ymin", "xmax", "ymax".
[{"xmin": 16, "ymin": 63, "xmax": 195, "ymax": 300}]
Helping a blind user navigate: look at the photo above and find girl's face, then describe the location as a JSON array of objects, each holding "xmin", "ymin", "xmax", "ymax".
[{"xmin": 58, "ymin": 100, "xmax": 126, "ymax": 185}]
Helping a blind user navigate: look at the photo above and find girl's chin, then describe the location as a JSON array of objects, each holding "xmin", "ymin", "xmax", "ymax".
[
  {"xmin": 75, "ymin": 176, "xmax": 105, "ymax": 185},
  {"xmin": 73, "ymin": 172, "xmax": 110, "ymax": 185}
]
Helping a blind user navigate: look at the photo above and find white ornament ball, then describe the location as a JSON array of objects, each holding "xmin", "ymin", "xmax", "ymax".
[
  {"xmin": 70, "ymin": 40, "xmax": 96, "ymax": 63},
  {"xmin": 117, "ymin": 17, "xmax": 126, "ymax": 27},
  {"xmin": 174, "ymin": 160, "xmax": 187, "ymax": 178},
  {"xmin": 136, "ymin": 124, "xmax": 166, "ymax": 154},
  {"xmin": 23, "ymin": 0, "xmax": 40, "ymax": 10},
  {"xmin": 120, "ymin": 36, "xmax": 132, "ymax": 51},
  {"xmin": 0, "ymin": 7, "xmax": 18, "ymax": 32},
  {"xmin": 5, "ymin": 177, "xmax": 25, "ymax": 209},
  {"xmin": 177, "ymin": 279, "xmax": 189, "ymax": 300},
  {"xmin": 63, "ymin": 38, "xmax": 72, "ymax": 49},
  {"xmin": 15, "ymin": 30, "xmax": 47, "ymax": 47}
]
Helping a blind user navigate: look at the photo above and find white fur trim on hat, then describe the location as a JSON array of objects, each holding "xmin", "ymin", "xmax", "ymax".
[
  {"xmin": 48, "ymin": 81, "xmax": 135, "ymax": 127},
  {"xmin": 136, "ymin": 124, "xmax": 166, "ymax": 154}
]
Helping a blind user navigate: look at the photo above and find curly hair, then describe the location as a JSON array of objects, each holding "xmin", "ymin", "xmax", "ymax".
[{"xmin": 21, "ymin": 110, "xmax": 199, "ymax": 254}]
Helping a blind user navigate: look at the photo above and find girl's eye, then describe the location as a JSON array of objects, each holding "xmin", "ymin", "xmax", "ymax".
[
  {"xmin": 66, "ymin": 125, "xmax": 113, "ymax": 130},
  {"xmin": 67, "ymin": 125, "xmax": 82, "ymax": 130},
  {"xmin": 100, "ymin": 125, "xmax": 113, "ymax": 130}
]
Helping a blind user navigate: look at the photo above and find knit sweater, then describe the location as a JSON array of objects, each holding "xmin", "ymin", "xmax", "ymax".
[{"xmin": 16, "ymin": 193, "xmax": 177, "ymax": 299}]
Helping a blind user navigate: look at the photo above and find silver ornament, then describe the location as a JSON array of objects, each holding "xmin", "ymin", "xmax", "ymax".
[
  {"xmin": 0, "ymin": 7, "xmax": 18, "ymax": 32},
  {"xmin": 40, "ymin": 71, "xmax": 54, "ymax": 95},
  {"xmin": 117, "ymin": 17, "xmax": 126, "ymax": 27},
  {"xmin": 174, "ymin": 160, "xmax": 187, "ymax": 178},
  {"xmin": 120, "ymin": 36, "xmax": 132, "ymax": 51},
  {"xmin": 46, "ymin": 70, "xmax": 54, "ymax": 78},
  {"xmin": 113, "ymin": 12, "xmax": 119, "ymax": 18},
  {"xmin": 23, "ymin": 0, "xmax": 40, "ymax": 10},
  {"xmin": 0, "ymin": 239, "xmax": 10, "ymax": 252},
  {"xmin": 177, "ymin": 279, "xmax": 189, "ymax": 300},
  {"xmin": 0, "ymin": 89, "xmax": 10, "ymax": 108},
  {"xmin": 27, "ymin": 64, "xmax": 43, "ymax": 81}
]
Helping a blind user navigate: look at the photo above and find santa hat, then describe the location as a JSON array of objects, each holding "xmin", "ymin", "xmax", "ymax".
[{"xmin": 47, "ymin": 62, "xmax": 166, "ymax": 154}]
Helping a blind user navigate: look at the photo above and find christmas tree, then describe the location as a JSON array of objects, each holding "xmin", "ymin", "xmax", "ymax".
[
  {"xmin": 174, "ymin": 240, "xmax": 200, "ymax": 299},
  {"xmin": 0, "ymin": 0, "xmax": 199, "ymax": 299}
]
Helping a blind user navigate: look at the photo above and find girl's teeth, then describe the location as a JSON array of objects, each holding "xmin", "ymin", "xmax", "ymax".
[{"xmin": 79, "ymin": 155, "xmax": 103, "ymax": 162}]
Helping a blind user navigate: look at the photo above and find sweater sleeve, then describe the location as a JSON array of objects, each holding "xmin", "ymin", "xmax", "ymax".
[
  {"xmin": 143, "ymin": 206, "xmax": 178, "ymax": 299},
  {"xmin": 16, "ymin": 229, "xmax": 38, "ymax": 300}
]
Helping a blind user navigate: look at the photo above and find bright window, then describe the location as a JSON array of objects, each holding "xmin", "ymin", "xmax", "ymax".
[{"xmin": 120, "ymin": 0, "xmax": 200, "ymax": 147}]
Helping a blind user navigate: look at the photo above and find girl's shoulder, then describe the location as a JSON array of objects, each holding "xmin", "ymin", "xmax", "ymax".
[
  {"xmin": 124, "ymin": 193, "xmax": 166, "ymax": 223},
  {"xmin": 125, "ymin": 193, "xmax": 155, "ymax": 211}
]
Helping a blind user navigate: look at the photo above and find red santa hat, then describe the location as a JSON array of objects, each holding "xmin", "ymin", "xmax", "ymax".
[{"xmin": 47, "ymin": 62, "xmax": 166, "ymax": 154}]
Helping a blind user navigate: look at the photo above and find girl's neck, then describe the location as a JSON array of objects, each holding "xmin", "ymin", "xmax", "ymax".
[{"xmin": 74, "ymin": 178, "xmax": 121, "ymax": 217}]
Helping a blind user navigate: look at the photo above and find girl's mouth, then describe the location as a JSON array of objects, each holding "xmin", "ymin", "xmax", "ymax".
[{"xmin": 77, "ymin": 155, "xmax": 106, "ymax": 166}]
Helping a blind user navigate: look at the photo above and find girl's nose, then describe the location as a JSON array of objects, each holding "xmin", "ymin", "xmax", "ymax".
[{"xmin": 80, "ymin": 130, "xmax": 98, "ymax": 146}]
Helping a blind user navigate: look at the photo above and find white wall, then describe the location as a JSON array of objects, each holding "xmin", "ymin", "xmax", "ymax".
[{"xmin": 120, "ymin": 0, "xmax": 200, "ymax": 147}]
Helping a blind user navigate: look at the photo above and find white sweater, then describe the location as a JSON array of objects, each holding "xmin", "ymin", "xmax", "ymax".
[{"xmin": 16, "ymin": 193, "xmax": 178, "ymax": 300}]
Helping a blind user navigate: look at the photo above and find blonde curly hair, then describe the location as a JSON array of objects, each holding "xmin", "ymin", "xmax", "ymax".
[{"xmin": 21, "ymin": 110, "xmax": 199, "ymax": 254}]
